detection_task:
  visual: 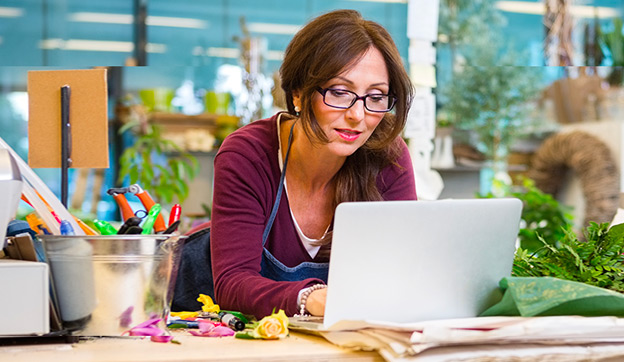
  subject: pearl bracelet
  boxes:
[297,284,327,316]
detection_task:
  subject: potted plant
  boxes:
[116,95,199,206]
[443,42,540,158]
[440,30,541,194]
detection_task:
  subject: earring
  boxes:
[294,105,301,116]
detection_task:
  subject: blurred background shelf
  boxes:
[149,112,239,132]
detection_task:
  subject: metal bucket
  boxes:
[39,234,185,336]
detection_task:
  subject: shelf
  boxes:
[434,164,528,173]
[149,112,238,131]
[148,113,239,153]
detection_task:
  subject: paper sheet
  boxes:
[611,208,624,226]
[407,0,440,42]
[409,40,436,65]
[404,91,436,139]
[313,316,624,361]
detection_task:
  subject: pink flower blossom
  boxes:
[188,319,235,337]
[123,317,176,343]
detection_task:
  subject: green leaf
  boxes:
[176,178,190,202]
[607,222,624,244]
[129,167,139,184]
[116,121,199,206]
[118,120,141,134]
[235,331,259,339]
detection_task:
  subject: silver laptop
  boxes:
[292,198,523,331]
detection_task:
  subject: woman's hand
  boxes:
[305,288,327,316]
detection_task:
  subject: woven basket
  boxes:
[528,130,620,227]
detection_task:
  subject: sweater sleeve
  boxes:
[378,138,418,201]
[210,148,320,319]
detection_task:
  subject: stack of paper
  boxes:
[296,316,624,361]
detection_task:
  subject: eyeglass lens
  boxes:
[321,88,395,112]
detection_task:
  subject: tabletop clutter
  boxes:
[0,137,288,344]
[6,131,624,361]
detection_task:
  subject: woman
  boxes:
[211,9,417,319]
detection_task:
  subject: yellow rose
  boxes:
[254,310,289,339]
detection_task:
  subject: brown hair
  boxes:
[280,10,413,247]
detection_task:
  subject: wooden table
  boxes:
[0,332,382,362]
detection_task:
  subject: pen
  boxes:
[60,220,75,235]
[218,312,245,331]
[169,204,181,227]
[73,216,98,236]
[94,220,118,235]
[167,319,199,329]
[141,203,161,234]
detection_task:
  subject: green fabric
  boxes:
[480,277,624,317]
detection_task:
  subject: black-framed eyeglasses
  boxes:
[316,87,397,113]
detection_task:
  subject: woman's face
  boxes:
[296,46,390,158]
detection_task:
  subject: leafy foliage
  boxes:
[439,1,541,162]
[483,178,574,253]
[599,17,624,84]
[118,121,199,205]
[438,0,506,61]
[513,222,624,293]
[443,44,541,161]
[511,178,574,252]
[601,18,624,66]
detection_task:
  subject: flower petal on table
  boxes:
[189,326,235,337]
[132,317,162,329]
[127,327,165,336]
[151,335,174,343]
[198,320,221,333]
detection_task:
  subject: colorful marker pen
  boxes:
[169,204,181,227]
[60,220,75,235]
[94,220,118,235]
[141,203,161,235]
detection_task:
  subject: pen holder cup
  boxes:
[39,234,186,336]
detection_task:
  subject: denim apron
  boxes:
[259,122,329,283]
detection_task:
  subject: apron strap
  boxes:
[262,121,295,246]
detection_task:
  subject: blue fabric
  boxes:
[171,227,213,312]
[260,248,329,282]
[259,121,329,283]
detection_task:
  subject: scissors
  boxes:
[106,183,167,233]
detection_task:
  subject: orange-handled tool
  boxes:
[113,193,135,221]
[106,187,135,221]
[128,184,167,233]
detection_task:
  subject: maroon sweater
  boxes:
[211,113,417,318]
